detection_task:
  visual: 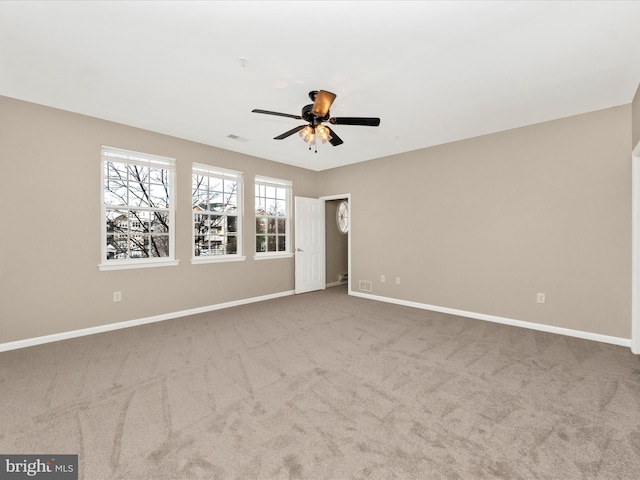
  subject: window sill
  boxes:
[191,255,246,265]
[254,252,294,261]
[98,259,180,271]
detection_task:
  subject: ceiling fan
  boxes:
[252,90,381,153]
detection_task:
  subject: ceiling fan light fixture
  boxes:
[252,89,380,152]
[316,124,332,143]
[299,125,314,144]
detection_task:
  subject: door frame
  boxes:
[320,193,352,294]
[631,143,640,354]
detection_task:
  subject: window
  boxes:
[192,163,244,263]
[255,176,292,258]
[100,146,177,270]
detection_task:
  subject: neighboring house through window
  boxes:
[100,145,177,270]
[192,163,245,263]
[255,175,292,258]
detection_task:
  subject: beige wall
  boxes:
[633,83,640,149]
[320,105,632,338]
[325,199,348,285]
[0,96,318,343]
[0,95,634,344]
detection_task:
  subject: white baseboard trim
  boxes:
[326,281,348,288]
[0,290,295,353]
[349,291,631,349]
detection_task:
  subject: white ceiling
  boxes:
[2,1,640,172]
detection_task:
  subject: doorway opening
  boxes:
[293,194,351,295]
[323,196,350,292]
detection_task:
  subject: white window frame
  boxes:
[191,163,245,264]
[99,145,178,271]
[254,175,293,260]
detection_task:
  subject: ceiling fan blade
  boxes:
[274,124,306,140]
[329,117,381,127]
[252,109,302,120]
[312,90,337,117]
[326,126,344,146]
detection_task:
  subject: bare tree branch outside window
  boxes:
[104,161,170,259]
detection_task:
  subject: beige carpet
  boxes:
[1,285,639,479]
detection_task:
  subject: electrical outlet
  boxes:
[537,293,545,304]
[381,275,386,283]
[113,291,122,302]
[396,277,401,285]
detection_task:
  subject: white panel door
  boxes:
[295,196,325,294]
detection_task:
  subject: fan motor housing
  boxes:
[302,104,328,123]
